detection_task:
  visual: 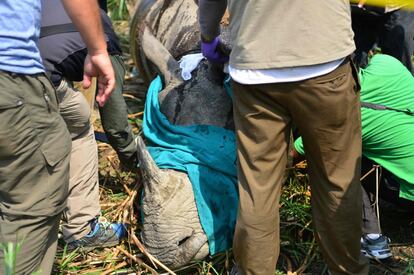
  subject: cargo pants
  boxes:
[0,71,71,274]
[231,60,369,275]
[361,156,414,234]
[99,55,136,167]
[59,54,135,242]
[56,79,101,242]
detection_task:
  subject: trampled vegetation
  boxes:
[47,2,414,274]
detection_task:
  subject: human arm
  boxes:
[289,137,306,165]
[61,0,115,107]
[198,0,229,63]
[198,0,227,41]
[357,0,366,7]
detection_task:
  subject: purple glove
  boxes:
[201,36,229,64]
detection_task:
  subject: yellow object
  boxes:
[350,0,414,9]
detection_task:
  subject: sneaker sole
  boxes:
[361,248,392,260]
[77,240,121,253]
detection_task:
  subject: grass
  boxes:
[72,92,413,274]
[1,241,23,275]
[53,138,321,274]
[107,0,129,21]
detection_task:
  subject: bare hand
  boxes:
[358,0,366,8]
[83,52,115,107]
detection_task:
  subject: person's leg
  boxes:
[56,80,101,242]
[0,213,62,275]
[360,157,382,234]
[98,55,137,167]
[231,81,291,275]
[351,7,385,68]
[360,157,394,259]
[362,187,382,234]
[57,80,126,249]
[0,72,71,274]
[37,214,60,274]
[380,9,414,75]
[363,166,414,213]
[290,60,369,275]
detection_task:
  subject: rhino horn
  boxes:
[141,25,182,84]
[135,135,164,189]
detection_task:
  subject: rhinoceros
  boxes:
[130,0,235,269]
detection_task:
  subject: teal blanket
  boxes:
[142,76,238,254]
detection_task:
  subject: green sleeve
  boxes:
[294,137,305,156]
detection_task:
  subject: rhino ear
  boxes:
[135,135,164,187]
[141,25,182,84]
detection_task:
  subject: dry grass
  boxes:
[53,94,414,274]
[54,140,321,275]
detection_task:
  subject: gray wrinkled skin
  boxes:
[131,0,201,84]
[158,59,234,130]
[136,136,209,268]
[131,0,233,269]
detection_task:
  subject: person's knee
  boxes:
[59,85,92,138]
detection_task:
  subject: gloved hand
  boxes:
[201,36,229,64]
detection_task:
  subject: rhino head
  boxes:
[136,135,209,268]
[131,0,234,268]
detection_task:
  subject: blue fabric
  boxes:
[143,76,238,254]
[0,1,44,74]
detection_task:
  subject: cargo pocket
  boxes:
[31,77,72,167]
[0,96,40,158]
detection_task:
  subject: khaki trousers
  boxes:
[0,72,71,274]
[56,81,101,242]
[232,61,369,275]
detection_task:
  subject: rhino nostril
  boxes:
[178,236,191,246]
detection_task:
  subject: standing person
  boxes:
[351,2,414,74]
[39,0,136,251]
[199,1,369,274]
[293,54,414,261]
[0,1,115,274]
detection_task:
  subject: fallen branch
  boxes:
[117,247,157,274]
[101,261,128,275]
[130,232,176,275]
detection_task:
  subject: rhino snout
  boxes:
[171,231,209,268]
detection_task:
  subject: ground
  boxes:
[51,18,414,275]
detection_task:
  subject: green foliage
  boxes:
[1,241,23,275]
[402,259,414,274]
[107,0,129,21]
[58,245,81,272]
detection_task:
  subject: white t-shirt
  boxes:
[229,58,344,85]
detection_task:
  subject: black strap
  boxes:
[40,23,78,38]
[361,101,414,116]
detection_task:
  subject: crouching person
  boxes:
[38,0,133,251]
[294,54,414,261]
